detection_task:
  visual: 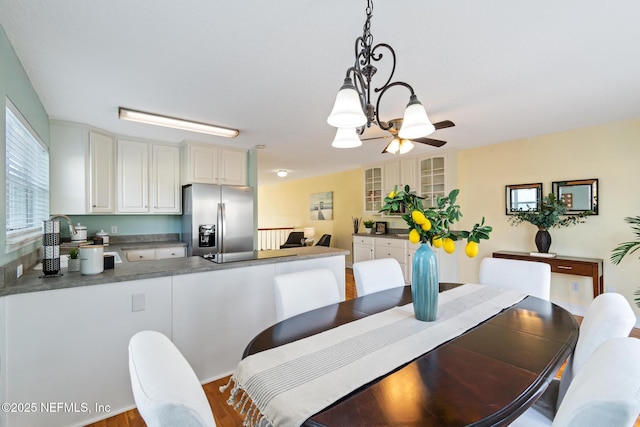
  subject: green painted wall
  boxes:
[0,25,50,266]
[66,215,182,240]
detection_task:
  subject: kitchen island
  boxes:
[0,246,347,427]
[1,245,344,297]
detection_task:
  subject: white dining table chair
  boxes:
[529,292,637,420]
[128,330,216,427]
[479,257,551,300]
[510,337,640,427]
[353,258,405,297]
[274,268,341,321]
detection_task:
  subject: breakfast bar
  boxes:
[0,246,347,427]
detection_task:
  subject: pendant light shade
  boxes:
[383,138,400,154]
[383,138,414,154]
[331,127,362,148]
[398,139,414,154]
[327,78,367,128]
[398,95,435,139]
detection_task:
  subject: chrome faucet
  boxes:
[48,214,78,236]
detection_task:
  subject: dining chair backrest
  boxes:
[128,330,217,427]
[353,258,405,297]
[557,292,636,405]
[280,231,305,248]
[553,337,640,426]
[510,337,640,426]
[478,257,551,300]
[315,234,331,247]
[274,268,341,321]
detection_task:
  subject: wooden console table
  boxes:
[493,251,604,297]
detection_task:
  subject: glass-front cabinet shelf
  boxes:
[364,166,383,213]
[419,156,446,208]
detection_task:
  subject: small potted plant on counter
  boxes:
[363,220,375,234]
[68,248,80,272]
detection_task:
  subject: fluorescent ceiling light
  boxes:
[118,107,239,138]
[277,169,288,177]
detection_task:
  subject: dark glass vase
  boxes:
[411,243,439,321]
[535,229,552,253]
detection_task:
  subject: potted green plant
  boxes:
[509,193,592,253]
[611,216,640,307]
[362,220,375,234]
[67,248,80,272]
[381,186,492,321]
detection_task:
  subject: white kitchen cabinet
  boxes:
[400,158,418,190]
[125,248,156,262]
[383,158,417,194]
[89,130,116,213]
[117,140,181,214]
[155,246,186,259]
[50,122,179,215]
[50,121,87,214]
[353,235,375,264]
[151,144,181,213]
[125,246,186,262]
[419,155,447,208]
[351,236,458,285]
[383,161,400,195]
[363,165,383,213]
[117,140,148,213]
[219,149,247,185]
[374,238,408,283]
[181,141,247,186]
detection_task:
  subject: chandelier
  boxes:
[327,0,435,149]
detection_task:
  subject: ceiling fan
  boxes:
[362,119,456,154]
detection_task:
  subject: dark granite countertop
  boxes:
[1,246,348,297]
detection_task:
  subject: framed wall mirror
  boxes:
[505,183,542,214]
[552,179,598,215]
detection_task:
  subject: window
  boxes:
[5,99,49,251]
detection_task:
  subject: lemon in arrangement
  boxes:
[465,241,479,258]
[443,237,456,254]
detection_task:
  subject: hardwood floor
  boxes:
[86,269,640,427]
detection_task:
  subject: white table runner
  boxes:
[222,284,526,427]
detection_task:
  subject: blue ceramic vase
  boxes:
[412,243,439,321]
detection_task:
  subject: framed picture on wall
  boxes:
[310,192,333,220]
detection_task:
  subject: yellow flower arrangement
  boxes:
[380,186,492,257]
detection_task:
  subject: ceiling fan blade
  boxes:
[361,135,391,142]
[433,120,455,130]
[413,137,448,148]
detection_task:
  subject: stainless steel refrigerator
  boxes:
[182,184,255,258]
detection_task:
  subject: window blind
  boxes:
[5,100,49,249]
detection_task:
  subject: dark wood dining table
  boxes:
[243,284,579,427]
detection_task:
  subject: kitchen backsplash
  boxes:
[66,215,181,240]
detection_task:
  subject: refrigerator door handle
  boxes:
[218,202,225,253]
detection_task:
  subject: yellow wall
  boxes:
[258,169,363,260]
[259,117,640,316]
[456,117,640,314]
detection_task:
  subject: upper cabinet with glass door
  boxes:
[364,166,383,213]
[419,155,446,208]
